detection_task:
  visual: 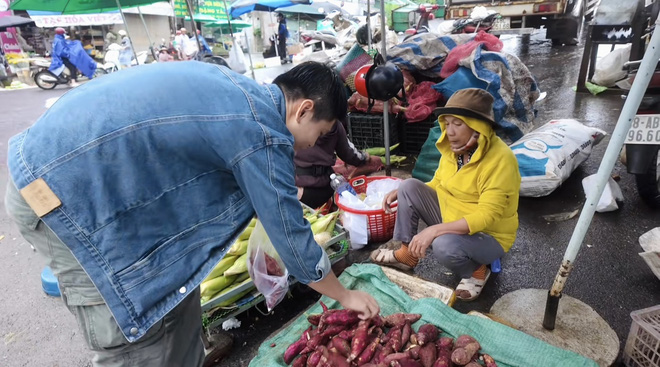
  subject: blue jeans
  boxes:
[5,180,204,367]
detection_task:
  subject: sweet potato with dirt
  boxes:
[482,354,498,367]
[284,338,308,364]
[383,352,410,364]
[264,252,284,276]
[451,342,481,366]
[381,325,398,344]
[324,351,350,367]
[398,359,423,367]
[391,328,403,352]
[407,345,421,359]
[371,315,385,328]
[330,337,351,358]
[411,324,439,346]
[401,322,412,346]
[436,337,454,352]
[320,324,346,338]
[384,313,422,328]
[464,363,481,367]
[307,314,321,326]
[373,344,392,364]
[292,353,308,367]
[454,335,478,349]
[349,320,371,361]
[300,333,330,355]
[338,329,356,340]
[323,310,360,327]
[419,343,437,367]
[357,337,380,366]
[307,346,327,367]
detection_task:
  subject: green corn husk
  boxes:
[204,255,238,281]
[248,218,257,228]
[227,240,248,256]
[380,155,407,165]
[238,227,253,241]
[365,143,400,156]
[200,274,238,299]
[310,211,339,234]
[202,278,254,305]
[224,253,248,276]
[234,271,251,283]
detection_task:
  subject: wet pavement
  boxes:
[0,30,659,366]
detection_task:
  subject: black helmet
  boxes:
[367,62,404,101]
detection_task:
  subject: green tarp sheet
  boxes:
[249,264,597,367]
[412,125,442,183]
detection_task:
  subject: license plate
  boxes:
[626,115,660,144]
[491,17,510,31]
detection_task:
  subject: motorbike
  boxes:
[31,58,106,90]
[451,11,500,34]
[621,59,660,208]
[403,4,440,40]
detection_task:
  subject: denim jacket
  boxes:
[7,62,331,342]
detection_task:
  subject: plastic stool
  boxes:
[41,266,61,297]
[491,258,502,274]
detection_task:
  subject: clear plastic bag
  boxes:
[246,221,289,311]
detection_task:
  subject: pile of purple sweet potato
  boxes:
[283,302,497,367]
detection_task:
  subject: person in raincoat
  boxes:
[196,30,212,55]
[118,30,133,68]
[370,89,521,301]
[277,13,290,64]
[49,27,78,87]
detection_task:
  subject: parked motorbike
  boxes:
[31,58,106,90]
[621,59,660,208]
[403,4,439,39]
[451,11,500,34]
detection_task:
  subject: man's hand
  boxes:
[382,189,398,214]
[408,225,440,258]
[338,290,380,320]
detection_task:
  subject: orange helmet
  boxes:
[354,63,373,98]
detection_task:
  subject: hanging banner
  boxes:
[174,0,229,19]
[0,0,23,54]
[27,12,124,27]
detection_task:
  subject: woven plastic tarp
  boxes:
[249,264,598,367]
[412,125,442,183]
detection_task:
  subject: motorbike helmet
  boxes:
[354,54,406,113]
[55,27,66,35]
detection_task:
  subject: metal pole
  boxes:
[115,0,139,63]
[366,0,372,50]
[184,0,203,58]
[379,0,390,176]
[137,6,158,60]
[542,18,660,330]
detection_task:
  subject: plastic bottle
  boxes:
[330,173,357,196]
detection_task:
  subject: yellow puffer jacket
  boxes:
[428,115,521,252]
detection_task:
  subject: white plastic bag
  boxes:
[342,212,369,250]
[246,221,289,311]
[228,45,247,74]
[510,119,607,197]
[581,174,624,212]
[592,44,631,87]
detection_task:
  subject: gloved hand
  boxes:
[348,155,384,178]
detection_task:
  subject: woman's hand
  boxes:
[382,190,398,214]
[338,290,380,320]
[408,225,441,258]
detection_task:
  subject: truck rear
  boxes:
[445,0,585,45]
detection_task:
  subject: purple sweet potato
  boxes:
[349,320,371,361]
[373,344,392,364]
[419,343,437,367]
[451,342,480,366]
[320,324,346,338]
[464,363,481,367]
[307,347,323,367]
[357,337,380,366]
[265,252,284,276]
[398,359,423,367]
[433,339,452,367]
[381,325,398,344]
[325,351,350,367]
[324,310,360,327]
[432,358,451,367]
[391,328,403,352]
[292,353,308,367]
[337,329,356,340]
[407,345,421,359]
[383,352,410,364]
[300,333,330,355]
[454,335,478,349]
[436,337,454,352]
[284,338,308,365]
[401,322,412,346]
[482,354,498,367]
[371,315,385,328]
[413,324,439,346]
[330,337,351,358]
[320,301,329,313]
[307,314,321,326]
[384,313,423,328]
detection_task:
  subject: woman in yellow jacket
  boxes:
[370,88,521,301]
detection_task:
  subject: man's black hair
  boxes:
[273,62,347,123]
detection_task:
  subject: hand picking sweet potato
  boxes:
[482,354,498,367]
[401,322,412,347]
[454,335,478,349]
[292,353,308,367]
[419,343,437,367]
[357,337,380,366]
[413,324,439,346]
[330,337,351,358]
[284,338,307,364]
[349,320,371,361]
[384,313,422,328]
[451,342,480,366]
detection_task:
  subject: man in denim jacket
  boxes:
[5,61,379,366]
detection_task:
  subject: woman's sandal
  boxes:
[369,248,413,271]
[455,268,491,302]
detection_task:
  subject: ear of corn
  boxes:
[310,211,339,234]
[200,274,238,299]
[380,155,407,165]
[202,278,254,305]
[314,232,333,249]
[227,239,249,256]
[234,271,251,283]
[224,253,248,276]
[238,227,253,241]
[248,218,257,228]
[365,143,400,156]
[205,255,238,281]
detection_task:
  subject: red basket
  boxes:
[335,176,401,243]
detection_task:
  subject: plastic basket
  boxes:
[624,305,660,367]
[401,118,438,154]
[348,113,399,150]
[334,176,401,243]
